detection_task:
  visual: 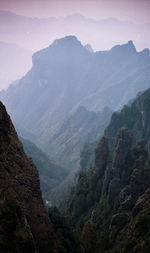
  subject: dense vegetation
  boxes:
[0,198,35,253]
[65,88,150,252]
[38,106,112,206]
[1,85,150,253]
[67,129,150,252]
[40,106,112,171]
[48,207,79,253]
[105,88,150,148]
[1,37,150,252]
[20,137,68,201]
[0,102,56,253]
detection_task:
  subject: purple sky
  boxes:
[0,0,150,24]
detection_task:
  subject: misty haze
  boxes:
[1,9,150,90]
[0,0,150,252]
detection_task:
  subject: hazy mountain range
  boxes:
[1,36,150,137]
[1,10,150,90]
[0,10,150,53]
[1,78,150,252]
[39,106,112,170]
[1,35,150,206]
[1,12,150,251]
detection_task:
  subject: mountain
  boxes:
[20,137,68,202]
[37,106,112,207]
[1,36,150,138]
[0,41,32,90]
[67,88,150,252]
[105,88,150,148]
[84,44,93,52]
[79,88,150,174]
[1,10,150,52]
[40,106,112,170]
[80,141,96,170]
[0,101,57,252]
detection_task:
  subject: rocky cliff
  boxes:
[0,101,56,253]
[20,136,68,202]
[67,88,150,252]
[105,88,150,148]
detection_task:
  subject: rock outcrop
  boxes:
[67,98,150,252]
[0,101,56,253]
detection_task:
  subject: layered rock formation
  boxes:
[67,88,150,252]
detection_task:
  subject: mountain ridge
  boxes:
[39,106,112,170]
[1,36,150,138]
[1,10,150,52]
[66,87,150,252]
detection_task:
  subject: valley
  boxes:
[0,29,150,252]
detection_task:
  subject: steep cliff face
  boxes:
[105,88,150,148]
[0,101,56,253]
[20,136,68,202]
[102,128,132,206]
[109,140,150,253]
[67,127,150,252]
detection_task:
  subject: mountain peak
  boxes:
[111,40,136,55]
[127,40,136,49]
[52,35,82,47]
[33,35,88,66]
[127,40,134,45]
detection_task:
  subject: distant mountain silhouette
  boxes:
[39,106,112,171]
[1,36,150,137]
[1,10,150,52]
[40,105,112,206]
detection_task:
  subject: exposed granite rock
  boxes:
[0,101,56,253]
